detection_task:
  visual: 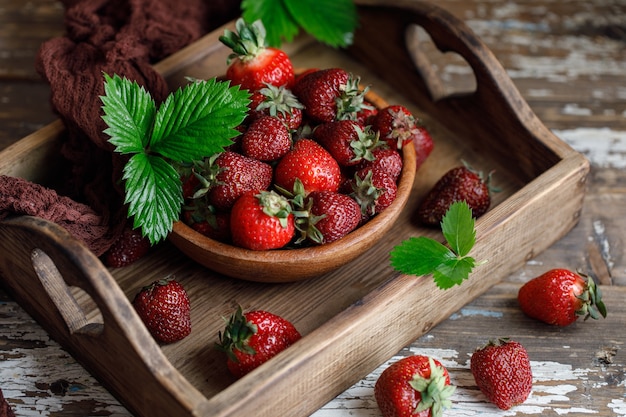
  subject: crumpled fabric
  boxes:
[0,0,240,255]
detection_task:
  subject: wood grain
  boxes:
[0,0,625,416]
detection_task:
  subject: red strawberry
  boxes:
[355,147,403,182]
[0,387,15,417]
[216,306,302,378]
[219,19,294,91]
[517,269,607,326]
[312,120,382,167]
[182,200,231,243]
[230,190,295,250]
[241,115,292,162]
[292,68,369,124]
[470,339,533,410]
[416,165,493,227]
[274,138,342,194]
[301,191,362,244]
[104,226,151,268]
[375,355,455,417]
[132,277,191,344]
[413,126,434,170]
[349,168,398,216]
[371,104,421,150]
[247,83,304,130]
[208,151,273,211]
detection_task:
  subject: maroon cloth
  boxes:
[0,0,240,255]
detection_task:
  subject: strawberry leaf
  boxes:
[241,0,300,47]
[101,73,156,153]
[122,154,183,244]
[441,201,475,257]
[151,78,249,161]
[241,0,357,48]
[390,201,482,289]
[101,74,250,244]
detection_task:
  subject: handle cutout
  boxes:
[31,248,104,336]
[405,24,477,101]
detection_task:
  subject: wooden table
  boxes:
[1,1,625,416]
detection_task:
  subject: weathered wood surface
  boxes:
[0,0,625,416]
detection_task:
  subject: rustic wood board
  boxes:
[0,2,592,417]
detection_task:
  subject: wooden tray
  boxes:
[0,1,589,416]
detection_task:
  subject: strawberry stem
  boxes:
[409,357,455,417]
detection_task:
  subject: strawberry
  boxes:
[292,68,370,124]
[274,138,342,195]
[371,104,421,150]
[219,19,294,91]
[103,225,151,268]
[132,277,191,344]
[182,200,231,243]
[241,115,292,162]
[216,306,302,378]
[355,147,403,182]
[300,191,362,244]
[348,168,398,216]
[517,268,607,326]
[413,125,434,170]
[247,83,304,130]
[470,338,533,410]
[0,387,15,417]
[207,151,273,211]
[312,120,382,167]
[230,190,295,250]
[416,165,492,227]
[375,355,455,417]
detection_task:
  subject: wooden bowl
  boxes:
[168,89,417,283]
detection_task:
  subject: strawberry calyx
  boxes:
[215,306,258,362]
[348,124,384,163]
[276,179,327,244]
[255,83,304,121]
[220,18,267,64]
[335,74,374,121]
[257,190,292,229]
[409,357,455,417]
[350,170,384,216]
[575,272,608,321]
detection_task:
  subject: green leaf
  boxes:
[241,0,358,48]
[122,153,183,245]
[390,237,453,277]
[150,78,250,162]
[441,201,476,257]
[284,0,357,48]
[433,256,476,289]
[101,73,156,154]
[241,0,300,47]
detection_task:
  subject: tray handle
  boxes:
[351,0,574,180]
[0,215,206,417]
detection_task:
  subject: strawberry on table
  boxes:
[375,355,455,417]
[230,190,295,250]
[413,125,434,170]
[103,225,151,268]
[470,338,533,410]
[416,165,494,227]
[132,277,191,344]
[219,18,295,91]
[216,306,302,378]
[517,268,607,326]
[274,138,342,195]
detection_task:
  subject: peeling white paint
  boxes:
[552,128,626,169]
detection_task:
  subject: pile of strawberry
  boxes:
[177,19,433,251]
